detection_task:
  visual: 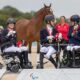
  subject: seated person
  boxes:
[62,15,80,67]
[40,14,58,68]
[0,17,32,68]
[66,15,80,52]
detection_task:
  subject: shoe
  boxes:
[22,62,33,69]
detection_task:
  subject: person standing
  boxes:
[55,16,69,43]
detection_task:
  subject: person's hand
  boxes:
[71,32,77,37]
[56,38,62,43]
[7,31,16,36]
[58,33,62,40]
[47,36,54,43]
[47,36,54,40]
[56,33,62,42]
[74,25,78,30]
[71,32,75,37]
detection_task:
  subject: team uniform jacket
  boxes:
[40,27,57,45]
[68,25,80,45]
[0,28,16,51]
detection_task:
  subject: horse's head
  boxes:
[35,4,53,18]
[43,4,53,16]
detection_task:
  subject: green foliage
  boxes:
[0,5,67,29]
[0,5,35,27]
[0,14,8,27]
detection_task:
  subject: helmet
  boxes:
[6,17,16,24]
[44,15,55,23]
[70,15,80,23]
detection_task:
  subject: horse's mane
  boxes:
[35,7,45,18]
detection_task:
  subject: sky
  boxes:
[0,0,80,18]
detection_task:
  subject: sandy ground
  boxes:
[0,47,56,80]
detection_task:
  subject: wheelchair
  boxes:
[36,43,61,69]
[1,51,20,73]
[0,43,33,72]
[60,46,80,68]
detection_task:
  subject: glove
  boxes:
[47,36,54,40]
[7,31,16,36]
[71,32,77,37]
[56,33,62,42]
[58,33,62,40]
[74,25,78,30]
[47,36,54,43]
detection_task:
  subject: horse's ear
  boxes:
[49,3,51,7]
[44,4,47,8]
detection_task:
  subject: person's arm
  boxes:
[53,28,59,40]
[0,29,9,43]
[67,26,80,40]
[73,29,80,40]
[67,26,73,39]
[40,29,48,45]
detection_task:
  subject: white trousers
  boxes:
[66,45,80,51]
[3,45,28,53]
[40,46,56,59]
[19,46,28,52]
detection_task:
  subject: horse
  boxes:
[15,4,53,53]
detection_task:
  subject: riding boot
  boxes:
[22,51,33,69]
[49,56,57,68]
[39,52,44,68]
[22,51,29,64]
[17,52,24,68]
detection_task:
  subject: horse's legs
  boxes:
[37,41,40,53]
[29,42,32,53]
[28,41,40,53]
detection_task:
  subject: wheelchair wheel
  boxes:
[7,62,20,73]
[60,50,72,68]
[9,63,20,73]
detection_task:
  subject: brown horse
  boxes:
[15,4,53,53]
